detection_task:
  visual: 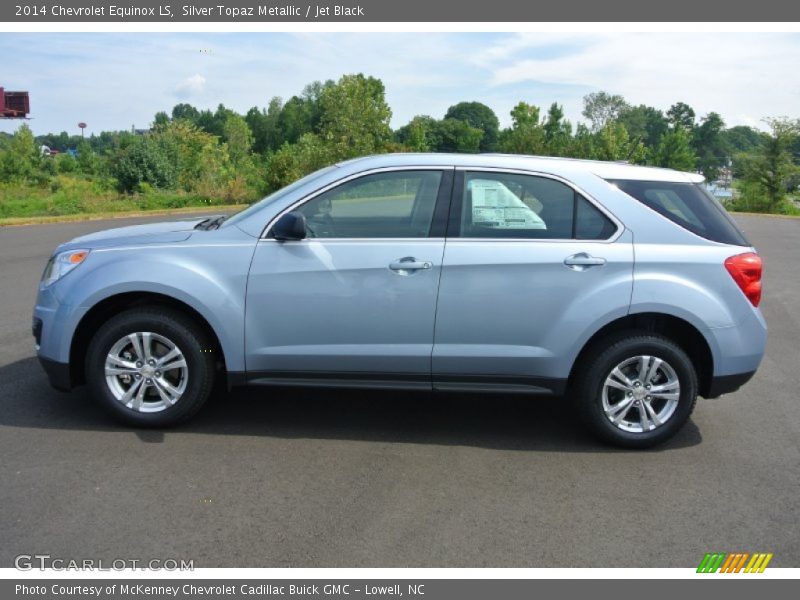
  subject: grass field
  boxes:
[0,176,256,221]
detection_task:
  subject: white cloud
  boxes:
[477,33,800,128]
[174,74,206,98]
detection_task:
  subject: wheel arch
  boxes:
[70,291,228,388]
[568,312,715,398]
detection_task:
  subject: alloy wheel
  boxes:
[601,355,681,433]
[104,332,189,412]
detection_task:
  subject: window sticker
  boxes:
[468,179,547,230]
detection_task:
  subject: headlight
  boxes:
[41,249,90,286]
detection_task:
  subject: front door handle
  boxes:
[389,257,433,274]
[564,253,606,269]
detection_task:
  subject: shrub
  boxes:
[112,137,177,193]
[55,153,78,174]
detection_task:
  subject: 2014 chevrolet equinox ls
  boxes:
[33,154,766,447]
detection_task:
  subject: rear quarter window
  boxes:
[607,179,749,246]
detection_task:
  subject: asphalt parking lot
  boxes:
[0,213,798,568]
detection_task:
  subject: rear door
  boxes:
[432,169,634,393]
[245,167,453,386]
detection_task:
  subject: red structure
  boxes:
[0,87,30,119]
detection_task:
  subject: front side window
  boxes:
[295,170,442,238]
[224,165,338,230]
[458,172,615,240]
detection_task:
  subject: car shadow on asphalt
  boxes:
[0,357,702,452]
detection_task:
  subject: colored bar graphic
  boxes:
[745,553,774,573]
[720,554,736,572]
[696,553,712,573]
[698,552,773,573]
[719,553,751,573]
[734,553,750,573]
[697,553,727,573]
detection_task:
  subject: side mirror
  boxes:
[272,211,307,241]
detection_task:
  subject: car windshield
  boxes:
[221,165,339,229]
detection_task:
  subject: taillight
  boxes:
[724,252,763,307]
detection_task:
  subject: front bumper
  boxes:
[34,281,76,391]
[706,370,756,398]
[38,356,73,392]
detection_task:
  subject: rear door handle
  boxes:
[564,253,606,269]
[389,257,433,274]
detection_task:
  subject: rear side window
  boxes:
[458,171,616,240]
[608,179,749,246]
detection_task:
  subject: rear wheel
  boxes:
[86,308,216,426]
[574,333,698,448]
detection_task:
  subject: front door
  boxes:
[245,168,453,387]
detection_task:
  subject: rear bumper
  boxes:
[705,370,756,398]
[39,356,73,392]
[705,306,765,397]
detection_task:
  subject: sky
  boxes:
[1,32,798,137]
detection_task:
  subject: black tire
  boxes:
[573,332,698,449]
[86,307,216,427]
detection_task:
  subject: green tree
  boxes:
[152,120,230,193]
[195,104,236,138]
[112,136,177,192]
[278,96,316,145]
[542,102,573,156]
[265,133,333,192]
[76,140,100,175]
[693,112,728,181]
[275,81,334,146]
[618,104,668,148]
[55,152,78,174]
[222,114,254,166]
[298,79,334,132]
[36,130,77,153]
[582,92,629,131]
[88,130,134,155]
[395,115,438,151]
[653,127,697,171]
[431,118,483,153]
[444,101,500,151]
[317,74,393,159]
[153,111,170,127]
[498,102,546,154]
[666,102,696,131]
[591,122,645,162]
[566,124,594,158]
[738,118,799,211]
[246,97,284,154]
[171,103,201,123]
[722,125,765,154]
[0,123,41,182]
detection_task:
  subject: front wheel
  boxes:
[86,308,216,427]
[573,333,698,448]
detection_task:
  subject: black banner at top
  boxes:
[4,0,800,22]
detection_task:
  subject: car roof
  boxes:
[335,153,704,183]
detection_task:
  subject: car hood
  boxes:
[57,216,219,252]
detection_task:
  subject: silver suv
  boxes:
[33,154,766,447]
